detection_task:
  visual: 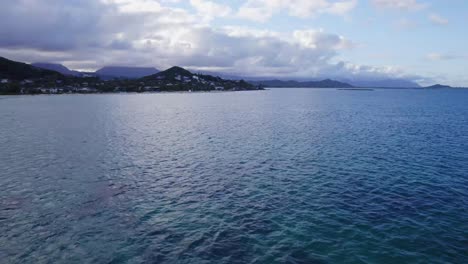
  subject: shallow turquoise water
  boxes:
[0,89,467,263]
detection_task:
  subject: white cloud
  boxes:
[293,29,353,50]
[429,13,448,26]
[371,0,427,11]
[326,0,359,15]
[103,0,163,13]
[426,53,465,61]
[238,0,357,22]
[189,0,232,21]
[394,18,418,30]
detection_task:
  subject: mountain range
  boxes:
[31,63,159,79]
[0,57,456,89]
[0,57,261,94]
[27,61,422,88]
[29,62,357,87]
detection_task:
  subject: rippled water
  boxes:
[1,89,467,263]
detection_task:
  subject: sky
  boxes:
[0,0,467,86]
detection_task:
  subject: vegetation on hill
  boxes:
[144,66,192,80]
[141,66,258,91]
[0,57,64,80]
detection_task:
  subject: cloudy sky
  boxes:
[1,0,467,86]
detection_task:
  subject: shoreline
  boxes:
[0,89,265,96]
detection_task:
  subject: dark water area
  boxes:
[1,89,467,263]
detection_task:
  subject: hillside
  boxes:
[142,66,260,91]
[250,79,353,88]
[143,66,192,80]
[0,57,63,80]
[32,63,81,76]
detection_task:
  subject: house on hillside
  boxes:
[40,88,59,94]
[21,80,34,85]
[144,86,160,92]
[77,87,97,93]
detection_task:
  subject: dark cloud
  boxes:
[1,0,108,50]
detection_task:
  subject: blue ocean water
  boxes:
[0,89,467,263]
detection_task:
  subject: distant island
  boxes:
[425,84,453,89]
[249,79,354,88]
[250,80,459,89]
[0,57,262,95]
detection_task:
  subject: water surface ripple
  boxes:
[1,89,467,263]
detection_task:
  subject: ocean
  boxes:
[1,89,467,263]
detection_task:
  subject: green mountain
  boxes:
[144,66,193,81]
[142,66,260,91]
[0,57,63,80]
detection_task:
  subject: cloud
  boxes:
[0,0,113,51]
[0,0,421,83]
[317,61,428,83]
[429,13,448,26]
[137,26,353,76]
[293,29,354,50]
[394,18,418,30]
[103,0,163,12]
[426,53,465,61]
[189,0,232,22]
[0,0,200,51]
[326,0,358,15]
[237,0,357,22]
[371,0,427,11]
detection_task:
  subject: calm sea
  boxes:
[1,89,467,263]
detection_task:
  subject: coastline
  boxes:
[0,89,266,96]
